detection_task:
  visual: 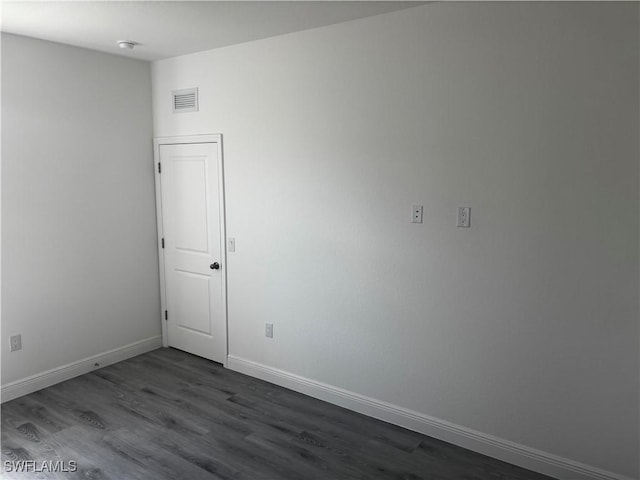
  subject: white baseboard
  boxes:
[227,355,635,480]
[1,336,162,403]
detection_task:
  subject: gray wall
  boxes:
[1,34,161,384]
[152,3,639,478]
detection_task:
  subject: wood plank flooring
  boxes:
[2,348,555,480]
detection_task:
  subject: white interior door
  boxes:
[158,141,226,363]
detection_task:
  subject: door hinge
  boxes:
[165,310,168,321]
[161,238,165,249]
[158,162,161,174]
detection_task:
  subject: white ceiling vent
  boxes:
[172,88,198,113]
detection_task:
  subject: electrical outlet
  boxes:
[457,207,471,227]
[228,237,236,253]
[10,334,22,352]
[265,323,274,338]
[412,205,423,223]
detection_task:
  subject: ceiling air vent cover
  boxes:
[172,88,198,113]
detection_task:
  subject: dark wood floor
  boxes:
[2,348,554,480]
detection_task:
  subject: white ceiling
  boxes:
[1,1,424,61]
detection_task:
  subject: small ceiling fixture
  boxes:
[117,40,136,50]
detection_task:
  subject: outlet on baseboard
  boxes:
[265,323,274,338]
[457,207,471,227]
[10,334,22,352]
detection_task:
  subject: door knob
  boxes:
[210,262,220,270]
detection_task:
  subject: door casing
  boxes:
[153,134,228,366]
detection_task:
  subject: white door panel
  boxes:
[158,141,226,363]
[172,158,209,252]
[174,271,212,334]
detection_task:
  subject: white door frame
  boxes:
[153,134,228,366]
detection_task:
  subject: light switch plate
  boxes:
[412,205,423,223]
[228,237,236,252]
